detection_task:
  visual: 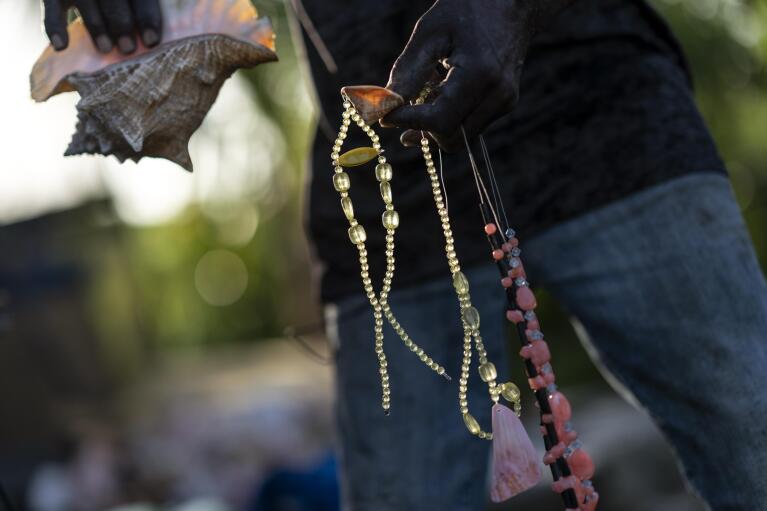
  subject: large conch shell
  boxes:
[30,0,277,171]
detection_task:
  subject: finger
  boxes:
[460,85,514,141]
[44,0,69,50]
[77,0,113,53]
[385,17,449,102]
[400,129,423,148]
[131,0,162,47]
[98,0,136,53]
[383,66,486,134]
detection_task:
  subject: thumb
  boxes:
[385,17,448,102]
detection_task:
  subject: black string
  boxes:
[479,135,511,234]
[283,325,333,365]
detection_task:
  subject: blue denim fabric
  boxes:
[326,174,767,511]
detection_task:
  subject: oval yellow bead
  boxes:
[341,197,354,220]
[453,271,470,295]
[478,362,497,382]
[463,306,480,330]
[348,224,367,244]
[462,412,481,435]
[501,382,521,403]
[382,210,400,229]
[380,181,392,204]
[333,172,351,192]
[375,162,393,182]
[339,147,378,167]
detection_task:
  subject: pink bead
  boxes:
[509,263,526,278]
[543,441,566,465]
[520,340,550,367]
[526,319,540,330]
[551,475,578,494]
[492,249,504,260]
[516,286,537,310]
[528,376,546,390]
[485,223,497,235]
[549,391,572,423]
[506,310,524,323]
[575,482,588,506]
[568,447,595,480]
[582,492,599,511]
[541,370,556,385]
[502,242,513,253]
[510,237,519,247]
[555,421,577,444]
[501,276,513,288]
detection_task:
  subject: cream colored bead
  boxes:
[382,210,400,229]
[333,172,351,192]
[380,182,392,204]
[462,306,480,330]
[341,197,354,220]
[462,413,481,435]
[478,362,497,382]
[453,272,470,295]
[348,224,366,244]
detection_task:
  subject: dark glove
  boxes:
[43,0,162,54]
[381,0,573,150]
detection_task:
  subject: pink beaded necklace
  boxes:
[334,85,599,511]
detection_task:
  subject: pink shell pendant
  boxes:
[490,403,542,502]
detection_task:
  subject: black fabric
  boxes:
[302,0,725,303]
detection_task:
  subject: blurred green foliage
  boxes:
[83,0,766,383]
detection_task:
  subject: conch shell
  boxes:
[30,0,277,171]
[341,85,403,125]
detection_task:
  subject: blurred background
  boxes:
[1,0,765,510]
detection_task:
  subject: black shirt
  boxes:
[302,0,725,302]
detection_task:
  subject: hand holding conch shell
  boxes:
[31,0,278,171]
[43,0,162,54]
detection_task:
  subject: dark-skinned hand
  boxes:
[42,0,163,55]
[381,0,574,151]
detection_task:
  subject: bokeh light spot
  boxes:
[194,250,249,306]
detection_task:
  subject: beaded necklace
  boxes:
[331,85,599,511]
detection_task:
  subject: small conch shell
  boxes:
[490,403,541,502]
[341,85,403,125]
[30,0,278,171]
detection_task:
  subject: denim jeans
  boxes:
[324,174,767,511]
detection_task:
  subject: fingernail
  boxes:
[51,34,65,50]
[96,35,112,53]
[142,28,159,47]
[118,36,136,54]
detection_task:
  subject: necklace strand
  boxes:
[331,99,449,413]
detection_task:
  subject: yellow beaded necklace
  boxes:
[331,87,521,434]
